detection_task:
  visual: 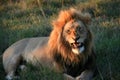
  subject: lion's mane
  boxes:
[47,8,93,66]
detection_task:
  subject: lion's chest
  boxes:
[64,63,85,77]
[54,53,86,77]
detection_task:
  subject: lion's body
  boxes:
[3,37,54,72]
[3,37,49,72]
[3,8,96,80]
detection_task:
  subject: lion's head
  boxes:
[48,8,93,64]
[62,20,88,54]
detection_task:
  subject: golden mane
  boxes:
[48,8,93,64]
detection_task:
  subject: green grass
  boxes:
[91,18,120,80]
[0,0,120,80]
[19,64,64,80]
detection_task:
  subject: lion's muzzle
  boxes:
[70,41,85,54]
[71,42,84,49]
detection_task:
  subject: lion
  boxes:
[3,8,96,80]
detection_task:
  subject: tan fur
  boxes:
[3,8,96,80]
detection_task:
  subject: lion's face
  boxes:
[63,20,87,54]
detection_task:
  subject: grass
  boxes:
[91,18,120,80]
[19,64,64,80]
[0,0,120,80]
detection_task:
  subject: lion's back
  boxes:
[24,37,48,54]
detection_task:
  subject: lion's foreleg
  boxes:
[64,73,76,80]
[75,70,93,80]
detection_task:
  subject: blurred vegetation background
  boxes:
[0,0,120,80]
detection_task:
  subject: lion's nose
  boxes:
[72,36,80,41]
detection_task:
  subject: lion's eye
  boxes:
[78,27,83,31]
[66,30,71,34]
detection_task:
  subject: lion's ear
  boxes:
[52,21,65,29]
[78,13,91,25]
[83,13,91,24]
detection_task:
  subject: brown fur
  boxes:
[3,8,96,80]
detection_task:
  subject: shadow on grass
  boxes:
[0,56,6,80]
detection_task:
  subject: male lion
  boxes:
[3,8,96,80]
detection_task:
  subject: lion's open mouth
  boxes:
[70,41,84,54]
[71,42,84,49]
